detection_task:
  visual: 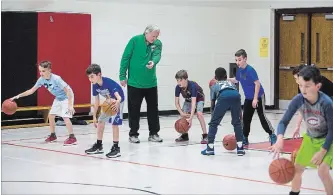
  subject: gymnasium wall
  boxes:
[2,0,332,114]
[1,11,91,119]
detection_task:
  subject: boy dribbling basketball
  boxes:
[270,66,333,195]
[174,70,208,143]
[202,67,245,156]
[10,61,77,145]
[85,64,125,158]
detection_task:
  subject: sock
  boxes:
[69,134,74,138]
[289,191,300,195]
[97,140,102,146]
[113,141,119,148]
[237,141,243,147]
[50,133,56,137]
[202,133,208,138]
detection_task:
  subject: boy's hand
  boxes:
[311,150,326,166]
[292,128,300,139]
[252,99,258,108]
[186,117,192,128]
[111,99,120,113]
[10,95,20,101]
[180,112,191,118]
[269,136,284,159]
[68,106,75,115]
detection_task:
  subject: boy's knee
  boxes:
[295,164,305,174]
[197,112,204,118]
[62,117,72,124]
[318,163,330,179]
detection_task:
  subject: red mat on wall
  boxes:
[247,138,303,153]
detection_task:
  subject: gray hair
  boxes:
[144,24,160,34]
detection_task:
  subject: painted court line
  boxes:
[2,142,325,193]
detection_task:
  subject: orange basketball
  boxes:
[269,158,295,184]
[174,118,190,134]
[101,100,117,116]
[223,134,237,150]
[209,78,216,88]
[291,149,298,164]
[2,99,17,115]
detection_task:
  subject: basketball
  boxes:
[291,149,298,164]
[174,118,190,134]
[223,134,237,150]
[209,78,216,88]
[101,100,117,116]
[2,99,17,115]
[269,158,295,184]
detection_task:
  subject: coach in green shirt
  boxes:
[119,24,163,143]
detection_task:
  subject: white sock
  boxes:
[208,144,214,148]
[237,142,242,147]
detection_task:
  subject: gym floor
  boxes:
[1,111,329,194]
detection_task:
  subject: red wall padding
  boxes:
[37,12,91,109]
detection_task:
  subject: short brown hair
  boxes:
[39,61,52,69]
[235,49,247,58]
[292,64,306,76]
[86,64,102,75]
[175,70,188,80]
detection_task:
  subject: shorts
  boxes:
[49,97,74,118]
[295,133,333,168]
[182,101,204,113]
[98,102,124,125]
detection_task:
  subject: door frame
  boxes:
[274,7,333,109]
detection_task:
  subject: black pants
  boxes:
[243,95,274,137]
[127,85,160,137]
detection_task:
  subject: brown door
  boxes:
[311,13,333,81]
[279,14,309,100]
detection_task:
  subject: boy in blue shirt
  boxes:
[270,66,333,195]
[202,67,245,156]
[229,49,277,146]
[85,64,125,158]
[10,61,77,146]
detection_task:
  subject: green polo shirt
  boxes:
[119,34,162,88]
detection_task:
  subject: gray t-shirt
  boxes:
[210,80,238,101]
[277,91,333,150]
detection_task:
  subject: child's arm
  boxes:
[63,86,74,113]
[293,112,303,138]
[270,95,303,156]
[175,97,183,115]
[111,92,122,112]
[322,104,333,152]
[11,86,39,100]
[253,80,260,101]
[227,78,238,84]
[92,95,100,127]
[210,84,218,113]
[189,97,196,119]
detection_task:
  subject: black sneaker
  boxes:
[106,146,121,158]
[175,133,189,142]
[85,143,104,154]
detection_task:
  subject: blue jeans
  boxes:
[208,89,243,143]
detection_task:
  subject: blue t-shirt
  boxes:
[34,73,71,101]
[175,80,205,102]
[210,80,238,101]
[277,92,333,150]
[236,65,264,100]
[92,77,125,103]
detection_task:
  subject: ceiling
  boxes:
[2,0,333,11]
